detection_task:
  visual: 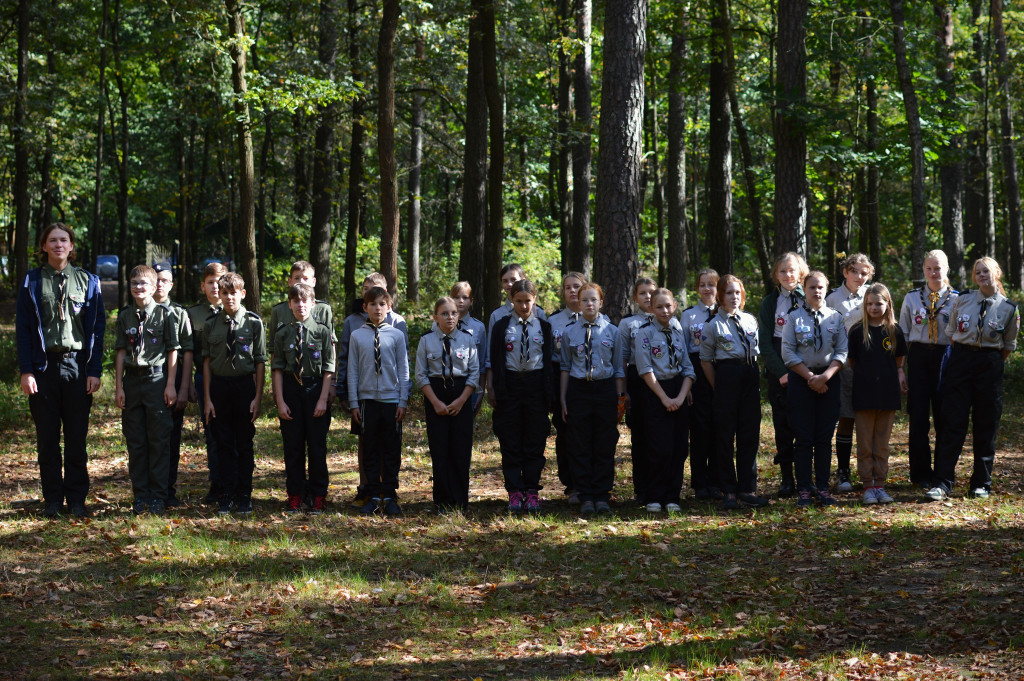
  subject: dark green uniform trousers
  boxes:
[123,368,172,502]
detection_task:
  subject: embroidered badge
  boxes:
[243,344,251,352]
[313,350,321,359]
[651,346,662,357]
[505,342,514,352]
[882,337,893,351]
[576,345,585,356]
[776,315,786,327]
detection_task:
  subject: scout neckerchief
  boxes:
[134,307,147,363]
[584,321,595,380]
[662,325,679,372]
[56,271,68,322]
[371,323,382,375]
[920,285,952,343]
[226,314,239,370]
[518,318,530,365]
[977,294,990,333]
[293,322,305,384]
[731,313,752,363]
[804,304,823,351]
[441,332,454,390]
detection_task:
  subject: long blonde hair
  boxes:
[922,249,951,288]
[855,283,899,354]
[972,256,1005,295]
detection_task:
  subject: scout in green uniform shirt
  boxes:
[272,283,336,512]
[114,265,180,514]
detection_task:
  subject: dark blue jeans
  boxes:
[788,370,841,492]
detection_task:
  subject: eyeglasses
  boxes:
[130,280,152,289]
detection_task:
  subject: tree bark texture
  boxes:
[110,0,130,307]
[593,0,648,323]
[475,0,504,316]
[376,0,400,296]
[991,0,1023,288]
[571,0,593,278]
[406,35,425,303]
[459,9,488,318]
[310,0,338,302]
[13,0,31,285]
[964,0,995,260]
[773,0,808,257]
[344,0,362,303]
[226,0,260,309]
[666,26,687,294]
[557,0,573,275]
[890,0,928,274]
[934,0,966,288]
[706,0,733,276]
[90,0,110,273]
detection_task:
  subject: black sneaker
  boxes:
[777,476,796,498]
[694,488,711,500]
[836,469,853,493]
[382,498,402,516]
[217,499,234,516]
[233,498,253,514]
[721,496,739,510]
[707,487,725,500]
[796,490,813,508]
[580,500,596,514]
[149,499,167,515]
[204,486,223,505]
[359,498,381,515]
[42,501,62,518]
[69,502,90,519]
[165,496,183,509]
[595,501,612,514]
[132,499,149,515]
[739,493,770,508]
[817,489,837,507]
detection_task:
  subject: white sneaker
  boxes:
[862,488,878,505]
[924,487,947,502]
[645,502,663,513]
[665,502,682,513]
[970,487,990,499]
[875,488,894,504]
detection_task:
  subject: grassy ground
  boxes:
[1,375,1023,681]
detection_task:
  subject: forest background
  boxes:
[1,0,1023,321]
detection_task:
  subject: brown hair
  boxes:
[500,263,526,279]
[651,287,677,310]
[433,296,457,314]
[219,272,245,293]
[450,281,473,298]
[288,282,315,302]
[363,285,392,305]
[804,270,829,288]
[695,268,719,291]
[129,265,157,284]
[772,252,809,286]
[841,252,875,277]
[203,262,228,279]
[363,272,387,288]
[290,261,315,278]
[36,222,77,263]
[716,275,747,310]
[510,278,538,299]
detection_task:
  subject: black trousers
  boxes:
[167,362,185,497]
[280,377,331,497]
[624,365,648,500]
[713,361,762,494]
[565,377,619,503]
[688,353,719,490]
[209,374,257,502]
[933,345,1004,493]
[195,371,223,487]
[788,370,841,492]
[425,377,474,509]
[28,353,92,505]
[767,338,796,466]
[361,399,403,498]
[906,342,947,485]
[550,362,574,493]
[123,370,172,502]
[641,374,688,505]
[493,370,550,492]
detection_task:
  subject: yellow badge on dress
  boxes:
[882,336,893,352]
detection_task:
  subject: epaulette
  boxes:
[316,299,329,305]
[1000,298,1018,314]
[551,307,563,316]
[638,319,653,329]
[245,310,262,321]
[273,299,288,308]
[682,304,697,313]
[169,301,184,309]
[457,326,475,337]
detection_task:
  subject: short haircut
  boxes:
[363,272,387,288]
[841,252,875,277]
[651,287,677,308]
[716,275,748,309]
[510,278,537,298]
[130,265,157,283]
[501,263,526,279]
[219,272,245,293]
[695,268,719,290]
[290,260,315,277]
[433,296,457,313]
[363,285,392,305]
[579,282,604,301]
[772,252,809,285]
[203,262,228,279]
[36,222,77,263]
[804,270,829,288]
[288,282,315,302]
[450,281,473,298]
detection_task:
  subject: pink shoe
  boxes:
[524,490,542,513]
[508,491,524,512]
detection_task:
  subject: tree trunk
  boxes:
[774,0,808,256]
[377,0,400,295]
[890,0,928,273]
[38,7,57,235]
[293,111,310,220]
[344,0,363,303]
[459,9,487,318]
[90,0,109,273]
[593,0,648,323]
[310,0,338,301]
[666,22,688,294]
[934,0,966,288]
[991,0,1023,288]
[706,0,733,276]
[406,34,425,303]
[226,0,260,309]
[475,0,504,316]
[13,0,30,285]
[965,0,995,261]
[647,91,665,286]
[571,0,593,277]
[557,0,573,274]
[110,0,130,307]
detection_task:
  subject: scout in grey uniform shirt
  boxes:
[782,304,848,370]
[456,316,487,371]
[415,323,481,392]
[619,313,683,367]
[945,289,1020,351]
[559,316,625,380]
[825,284,867,333]
[899,285,957,344]
[503,314,547,372]
[772,288,803,338]
[680,302,716,356]
[635,321,696,381]
[548,308,582,366]
[700,309,761,364]
[487,301,547,338]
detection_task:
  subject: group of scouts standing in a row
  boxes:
[15,222,1019,518]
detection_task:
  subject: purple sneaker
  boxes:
[508,491,525,512]
[524,490,542,513]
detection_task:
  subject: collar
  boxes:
[844,284,865,299]
[224,305,247,325]
[43,263,73,277]
[134,300,158,317]
[514,313,535,325]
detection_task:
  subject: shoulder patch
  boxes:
[245,310,262,322]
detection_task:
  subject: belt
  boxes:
[47,349,78,360]
[717,358,757,367]
[125,365,163,377]
[953,342,1000,353]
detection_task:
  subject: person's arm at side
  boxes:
[315,371,333,417]
[203,357,215,422]
[416,338,447,416]
[272,369,291,420]
[347,338,361,424]
[85,275,105,394]
[164,349,178,406]
[16,276,39,396]
[251,363,265,421]
[115,349,127,409]
[560,370,570,421]
[701,361,715,390]
[395,334,410,423]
